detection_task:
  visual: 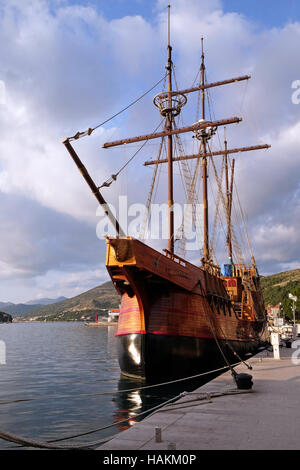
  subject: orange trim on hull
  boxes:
[116,293,145,336]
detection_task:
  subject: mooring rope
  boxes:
[1,386,254,450]
[203,306,238,379]
[0,361,244,406]
[0,392,186,450]
[152,389,253,413]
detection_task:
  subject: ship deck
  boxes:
[97,346,300,450]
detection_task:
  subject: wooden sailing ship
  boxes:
[63,7,270,382]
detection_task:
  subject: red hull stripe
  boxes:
[115,329,256,342]
[120,308,140,314]
[115,330,146,337]
[150,331,255,342]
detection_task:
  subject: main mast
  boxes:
[167,4,174,253]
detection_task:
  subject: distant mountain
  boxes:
[1,303,44,316]
[18,281,120,322]
[0,302,14,308]
[0,297,68,317]
[25,296,67,306]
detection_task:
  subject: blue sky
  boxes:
[224,0,300,28]
[63,0,300,28]
[0,0,299,302]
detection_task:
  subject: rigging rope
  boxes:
[231,166,255,262]
[169,65,204,258]
[207,141,244,265]
[98,117,165,189]
[139,137,165,241]
[174,129,202,257]
[191,64,201,90]
[203,305,238,379]
[205,69,255,266]
[213,314,253,370]
[210,155,225,258]
[138,70,169,240]
[205,76,234,262]
[66,74,168,142]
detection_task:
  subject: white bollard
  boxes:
[271,332,280,360]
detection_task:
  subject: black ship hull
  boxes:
[117,332,267,383]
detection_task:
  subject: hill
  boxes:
[0,297,68,317]
[25,296,67,306]
[1,302,44,316]
[19,281,120,322]
[0,302,13,308]
[260,269,300,320]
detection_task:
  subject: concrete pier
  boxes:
[98,347,300,450]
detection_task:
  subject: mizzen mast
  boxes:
[224,130,232,262]
[191,38,215,263]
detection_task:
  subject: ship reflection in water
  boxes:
[109,318,227,434]
[111,370,224,432]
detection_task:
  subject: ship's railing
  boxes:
[163,249,187,267]
[163,250,222,277]
[232,264,256,278]
[201,259,221,277]
[162,250,256,279]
